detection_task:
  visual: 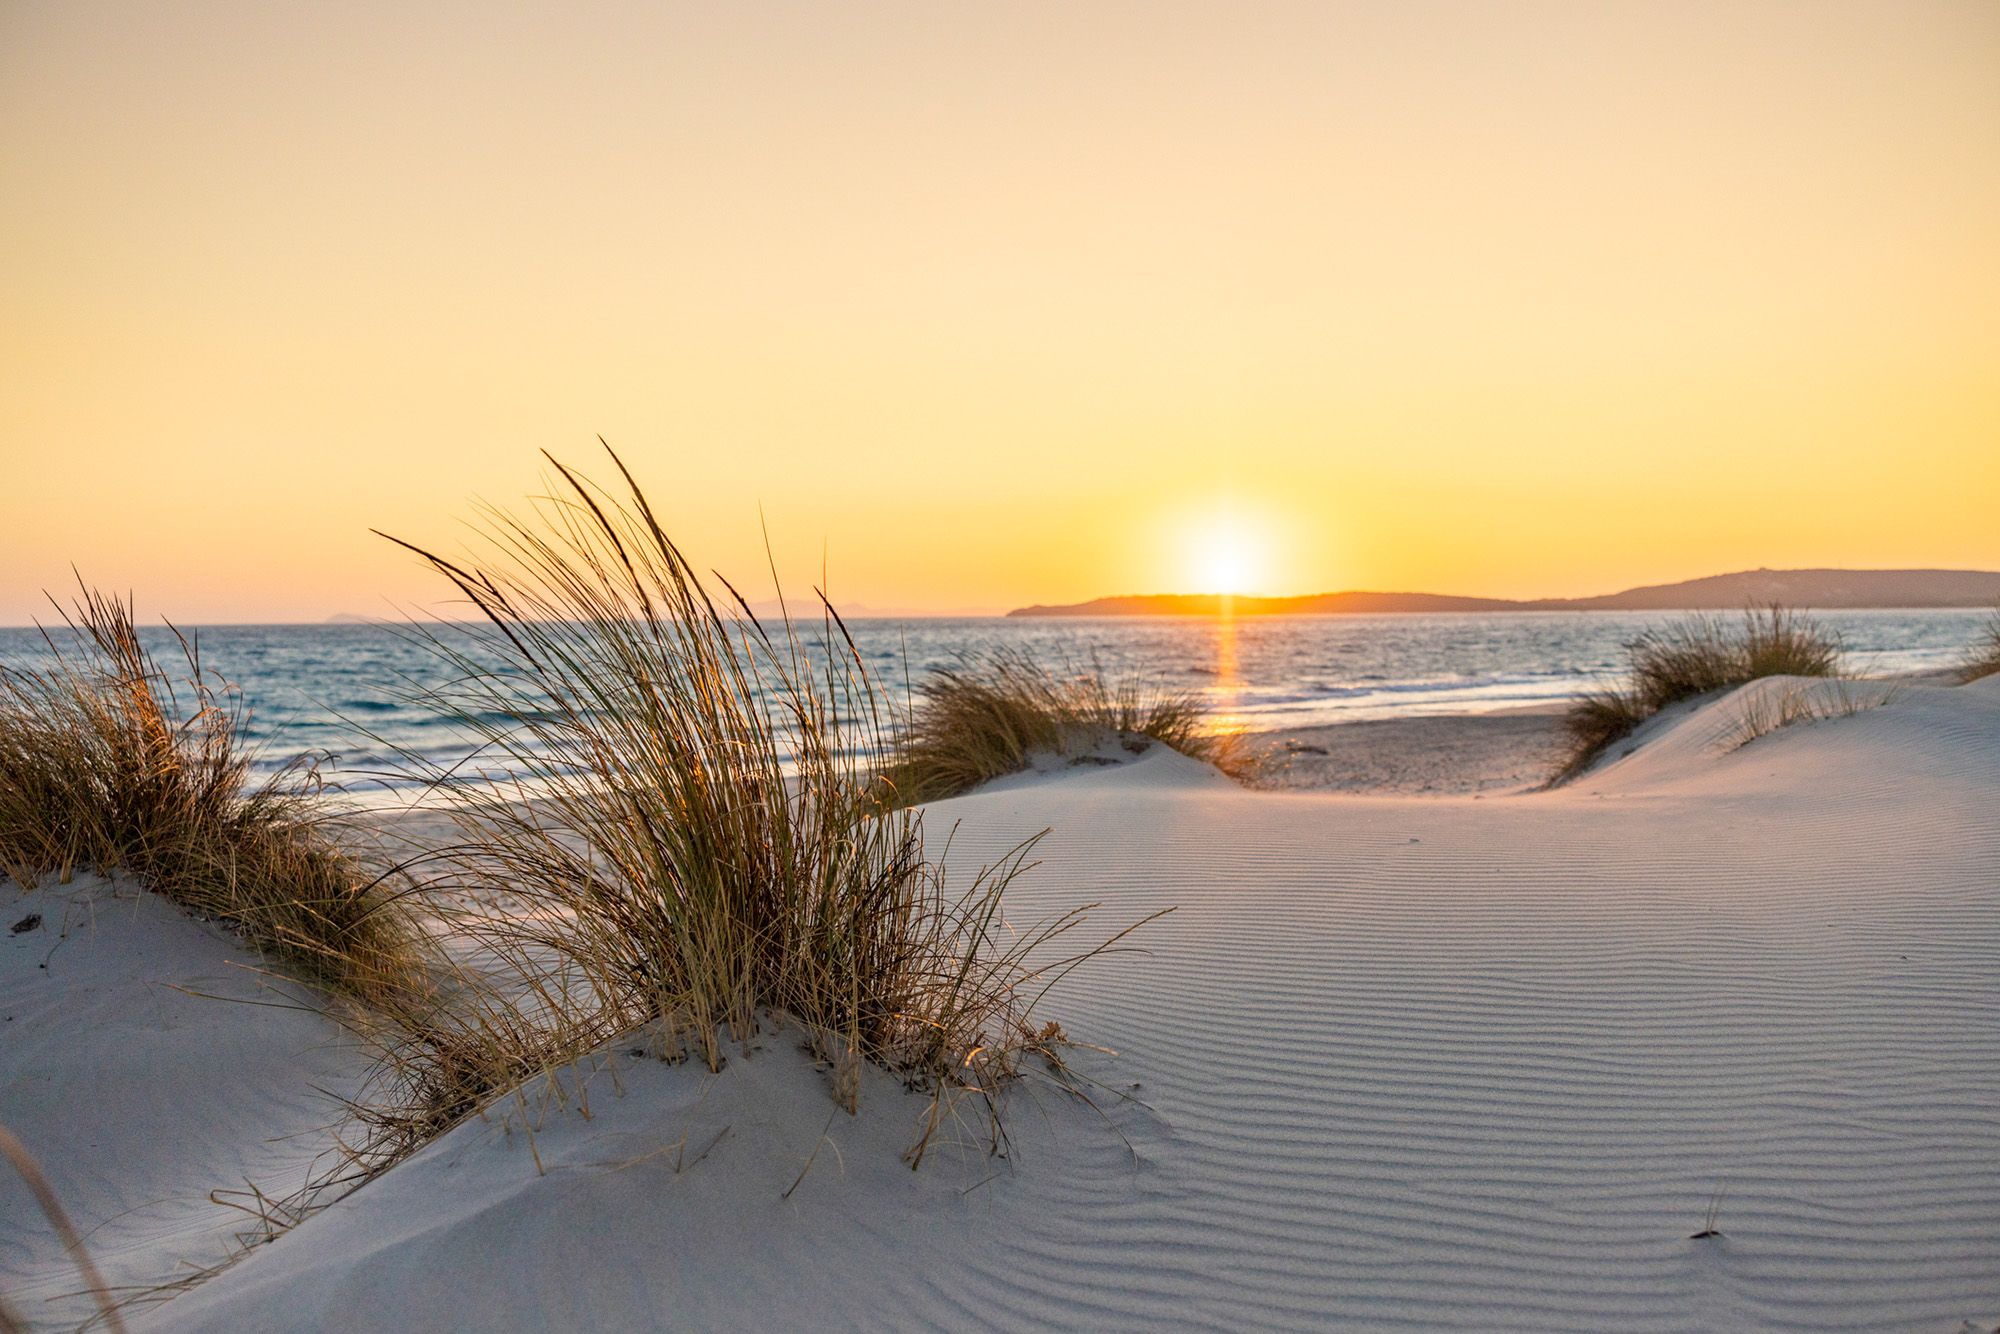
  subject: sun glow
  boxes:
[1187,514,1266,596]
[1,6,1996,623]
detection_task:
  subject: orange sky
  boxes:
[3,1,1997,623]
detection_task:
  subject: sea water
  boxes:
[0,610,1985,803]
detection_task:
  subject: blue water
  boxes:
[0,610,1986,803]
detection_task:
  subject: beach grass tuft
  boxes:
[1556,688,1653,782]
[878,647,1235,804]
[372,445,1134,1162]
[1960,608,2000,683]
[0,586,422,1002]
[1553,605,1842,782]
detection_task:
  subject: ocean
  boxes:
[0,609,1987,804]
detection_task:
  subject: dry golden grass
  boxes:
[0,587,422,1003]
[362,445,1145,1165]
[1553,605,1842,783]
[1721,679,1896,751]
[878,647,1235,805]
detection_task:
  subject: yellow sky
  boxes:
[3,1,1997,622]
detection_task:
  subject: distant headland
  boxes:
[1007,568,2000,618]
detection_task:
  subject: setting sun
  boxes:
[1186,512,1267,595]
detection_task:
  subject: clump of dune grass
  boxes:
[879,647,1234,804]
[0,587,421,1001]
[1556,687,1653,783]
[1552,605,1842,783]
[1738,603,1844,681]
[372,446,1137,1164]
[1960,609,2000,683]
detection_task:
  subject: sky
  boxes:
[2,1,1997,623]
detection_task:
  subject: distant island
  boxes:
[1008,568,2000,618]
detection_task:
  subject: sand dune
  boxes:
[0,679,1988,1329]
[0,878,375,1330]
[124,674,2000,1332]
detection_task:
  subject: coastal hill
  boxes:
[1008,567,2000,617]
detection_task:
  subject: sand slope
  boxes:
[0,878,374,1330]
[155,678,2000,1331]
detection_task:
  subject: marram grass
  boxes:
[368,445,1148,1164]
[0,586,421,1003]
[879,646,1237,805]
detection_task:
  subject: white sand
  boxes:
[14,674,2000,1330]
[0,878,375,1329]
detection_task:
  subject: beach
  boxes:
[4,671,1996,1330]
[1238,707,1570,795]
